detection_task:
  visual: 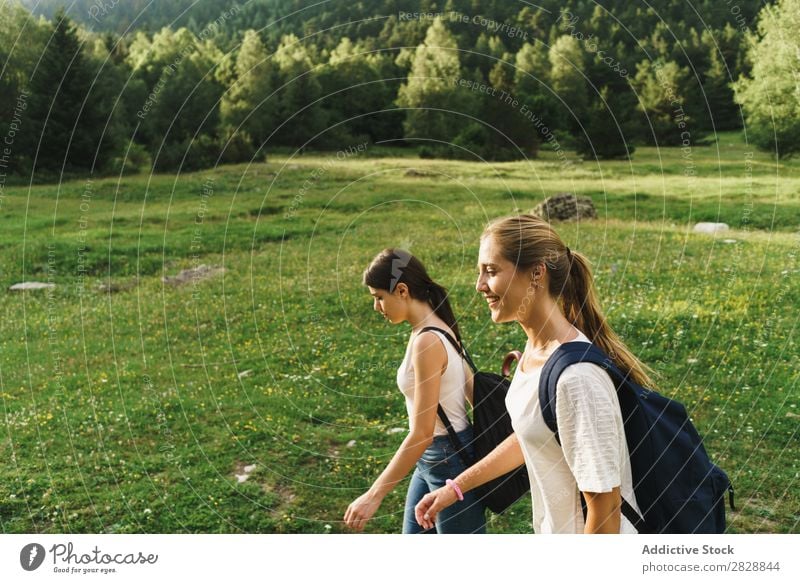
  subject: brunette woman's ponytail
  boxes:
[427,281,461,343]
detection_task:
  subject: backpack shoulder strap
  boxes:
[538,342,617,440]
[537,341,650,533]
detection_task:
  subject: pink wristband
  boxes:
[445,479,464,501]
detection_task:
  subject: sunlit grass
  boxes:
[0,131,797,533]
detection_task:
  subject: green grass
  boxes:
[0,131,797,533]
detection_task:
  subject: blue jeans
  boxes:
[402,426,487,534]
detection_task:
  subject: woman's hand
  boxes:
[344,491,383,532]
[414,485,459,530]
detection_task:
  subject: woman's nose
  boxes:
[476,273,488,293]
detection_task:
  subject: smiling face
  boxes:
[368,285,407,324]
[476,235,541,323]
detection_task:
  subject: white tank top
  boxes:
[396,328,470,436]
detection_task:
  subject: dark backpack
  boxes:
[420,327,530,514]
[538,341,735,533]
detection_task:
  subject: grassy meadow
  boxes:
[0,131,798,533]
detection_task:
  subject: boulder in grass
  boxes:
[162,264,225,286]
[9,282,56,291]
[532,193,597,222]
[404,168,432,178]
[693,222,730,234]
[97,278,139,294]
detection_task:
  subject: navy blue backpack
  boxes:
[539,342,735,533]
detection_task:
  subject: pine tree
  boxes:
[548,35,588,136]
[220,30,279,147]
[0,4,48,174]
[130,29,225,170]
[396,17,467,148]
[575,86,636,160]
[632,59,692,146]
[515,41,562,137]
[475,54,538,160]
[272,33,326,147]
[317,37,402,145]
[701,47,740,131]
[22,9,115,173]
[397,18,474,155]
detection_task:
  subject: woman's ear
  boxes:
[531,264,546,288]
[394,282,410,298]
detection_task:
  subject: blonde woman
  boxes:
[416,215,653,534]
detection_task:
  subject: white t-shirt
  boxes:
[397,328,470,436]
[505,330,640,533]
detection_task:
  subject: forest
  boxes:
[1,0,797,178]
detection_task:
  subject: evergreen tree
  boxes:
[129,28,225,170]
[479,54,538,159]
[317,37,403,145]
[575,86,636,160]
[632,59,692,146]
[22,9,116,173]
[701,46,740,131]
[396,17,467,148]
[515,41,562,137]
[272,33,327,147]
[548,35,588,136]
[220,30,279,148]
[0,4,48,174]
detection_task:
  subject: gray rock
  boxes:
[162,264,225,286]
[97,278,139,294]
[693,222,729,234]
[532,193,597,221]
[9,282,55,291]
